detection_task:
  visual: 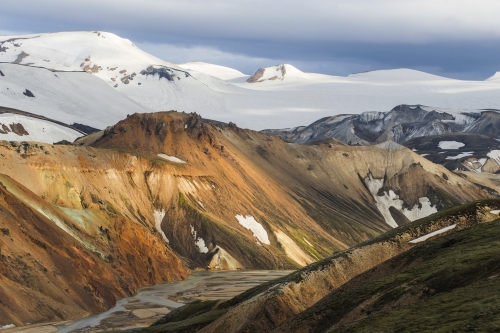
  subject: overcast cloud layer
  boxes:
[1,0,500,79]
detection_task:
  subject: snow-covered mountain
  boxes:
[179,62,245,80]
[3,31,500,132]
[0,63,148,129]
[0,31,228,127]
[246,64,311,82]
[262,104,500,175]
[0,111,82,143]
[262,104,486,145]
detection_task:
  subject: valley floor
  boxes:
[0,271,290,333]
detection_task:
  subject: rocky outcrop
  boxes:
[246,68,265,83]
[247,64,288,83]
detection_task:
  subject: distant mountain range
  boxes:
[3,31,500,131]
[263,104,500,175]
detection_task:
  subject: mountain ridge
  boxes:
[3,31,500,130]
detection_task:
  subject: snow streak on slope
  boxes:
[409,224,456,243]
[235,215,270,245]
[153,209,169,243]
[157,154,186,164]
[190,225,209,254]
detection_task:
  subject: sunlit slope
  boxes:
[0,173,189,327]
[0,110,495,327]
[139,199,500,333]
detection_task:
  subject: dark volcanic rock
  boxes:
[71,123,100,134]
[22,89,35,98]
[262,104,500,146]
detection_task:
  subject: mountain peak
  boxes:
[246,64,309,83]
[486,72,500,81]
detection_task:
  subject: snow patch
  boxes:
[438,141,464,149]
[0,325,14,331]
[467,158,487,173]
[0,324,15,330]
[364,174,400,228]
[402,197,438,221]
[235,215,270,245]
[153,209,169,243]
[190,225,208,253]
[157,154,186,164]
[364,174,437,228]
[489,210,500,215]
[487,150,500,165]
[420,153,429,157]
[446,152,473,160]
[409,224,456,244]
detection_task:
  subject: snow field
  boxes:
[467,158,487,173]
[0,114,81,144]
[446,152,474,160]
[438,141,465,149]
[235,214,270,245]
[487,150,500,165]
[0,325,15,330]
[179,62,246,80]
[153,209,169,243]
[364,174,437,228]
[157,154,186,164]
[190,225,209,253]
[409,224,457,244]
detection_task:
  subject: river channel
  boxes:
[6,270,291,333]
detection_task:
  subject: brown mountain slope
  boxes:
[140,199,500,333]
[272,202,500,333]
[0,111,494,327]
[0,174,188,327]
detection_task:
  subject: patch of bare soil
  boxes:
[12,51,29,64]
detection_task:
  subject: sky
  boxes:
[1,0,500,80]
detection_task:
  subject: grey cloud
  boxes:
[0,1,499,80]
[1,0,500,44]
